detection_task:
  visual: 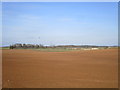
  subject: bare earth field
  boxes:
[0,50,2,89]
[2,49,118,88]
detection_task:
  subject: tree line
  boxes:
[10,44,45,49]
[9,43,109,49]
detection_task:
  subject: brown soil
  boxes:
[2,49,118,88]
[0,50,2,89]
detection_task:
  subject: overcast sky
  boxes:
[2,2,118,46]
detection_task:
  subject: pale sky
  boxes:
[2,2,118,46]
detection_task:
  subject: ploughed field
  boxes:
[2,49,118,88]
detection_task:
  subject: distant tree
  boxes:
[39,44,44,48]
[10,45,13,49]
[35,44,39,48]
[23,44,27,49]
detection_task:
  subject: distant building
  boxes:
[91,48,98,50]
